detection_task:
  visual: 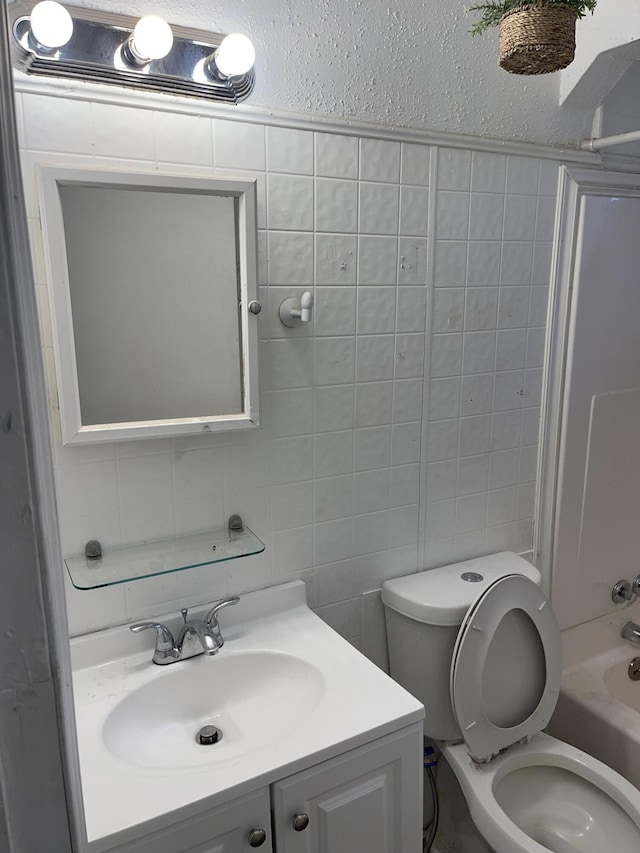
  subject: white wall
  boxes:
[0,3,75,839]
[599,61,640,158]
[559,0,640,111]
[17,87,556,664]
[47,0,593,147]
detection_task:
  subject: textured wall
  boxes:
[17,89,556,665]
[45,0,594,147]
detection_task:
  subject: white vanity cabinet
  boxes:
[105,726,421,853]
[271,727,421,853]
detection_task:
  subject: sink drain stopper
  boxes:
[196,724,222,745]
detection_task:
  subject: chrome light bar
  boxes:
[9,2,255,104]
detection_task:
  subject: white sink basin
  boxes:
[102,649,324,770]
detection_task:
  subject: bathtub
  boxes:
[549,609,640,790]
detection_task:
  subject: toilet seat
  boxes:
[450,574,562,762]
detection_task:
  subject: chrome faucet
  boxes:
[621,620,640,646]
[130,597,240,665]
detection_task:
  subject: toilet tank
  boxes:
[382,551,541,741]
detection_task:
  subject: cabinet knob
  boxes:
[292,813,310,832]
[248,828,267,847]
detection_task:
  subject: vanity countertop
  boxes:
[71,581,424,849]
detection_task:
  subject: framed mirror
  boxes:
[37,164,259,445]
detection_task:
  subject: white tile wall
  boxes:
[425,149,557,567]
[17,92,557,658]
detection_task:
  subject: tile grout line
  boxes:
[417,146,438,571]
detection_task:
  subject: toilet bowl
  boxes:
[444,735,640,853]
[381,552,640,853]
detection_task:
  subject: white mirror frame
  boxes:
[37,163,260,445]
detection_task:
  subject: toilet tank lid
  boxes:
[381,552,541,626]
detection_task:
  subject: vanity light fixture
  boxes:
[10,1,256,104]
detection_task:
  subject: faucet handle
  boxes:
[204,597,240,649]
[129,621,179,665]
[205,596,240,627]
[129,622,173,649]
[621,620,640,645]
[612,580,635,604]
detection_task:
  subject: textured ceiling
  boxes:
[35,0,595,146]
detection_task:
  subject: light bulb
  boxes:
[130,15,173,62]
[214,33,255,77]
[30,1,73,49]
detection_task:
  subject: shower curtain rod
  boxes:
[581,128,640,152]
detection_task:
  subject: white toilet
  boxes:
[382,551,640,853]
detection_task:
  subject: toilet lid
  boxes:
[450,574,562,763]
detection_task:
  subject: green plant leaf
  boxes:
[466,0,597,36]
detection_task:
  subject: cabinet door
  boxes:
[111,788,273,853]
[271,725,422,853]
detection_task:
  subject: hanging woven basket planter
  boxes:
[498,3,578,75]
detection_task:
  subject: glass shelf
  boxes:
[65,524,265,590]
